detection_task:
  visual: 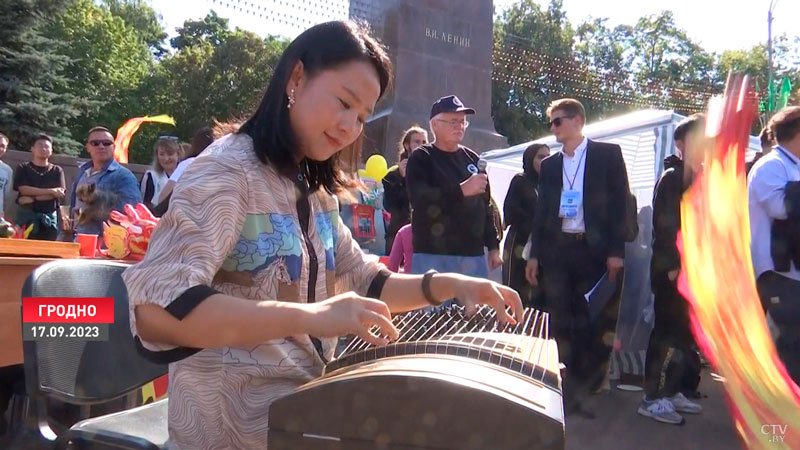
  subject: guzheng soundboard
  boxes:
[269,305,565,450]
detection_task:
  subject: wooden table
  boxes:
[0,257,62,367]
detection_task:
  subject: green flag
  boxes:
[756,79,766,113]
[776,77,793,111]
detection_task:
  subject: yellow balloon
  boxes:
[365,154,388,181]
[357,169,369,179]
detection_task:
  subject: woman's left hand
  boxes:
[447,274,523,326]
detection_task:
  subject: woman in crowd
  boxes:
[382,125,427,253]
[502,143,549,308]
[140,137,183,211]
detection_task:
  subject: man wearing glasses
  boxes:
[526,98,630,418]
[68,126,142,236]
[406,95,502,283]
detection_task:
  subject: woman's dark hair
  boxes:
[238,20,393,193]
[522,143,548,182]
[190,127,215,158]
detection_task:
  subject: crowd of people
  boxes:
[0,18,798,448]
[379,98,800,427]
[0,127,217,242]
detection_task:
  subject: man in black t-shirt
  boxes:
[406,95,501,280]
[13,134,66,240]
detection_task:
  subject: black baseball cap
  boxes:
[430,95,476,119]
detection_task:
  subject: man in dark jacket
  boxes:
[638,114,705,425]
[526,98,630,417]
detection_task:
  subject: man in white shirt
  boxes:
[748,106,800,383]
[526,98,631,417]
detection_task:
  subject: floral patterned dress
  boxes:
[122,133,384,449]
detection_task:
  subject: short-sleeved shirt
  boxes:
[13,162,65,213]
[0,160,12,215]
[121,134,384,449]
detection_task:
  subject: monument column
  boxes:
[351,0,507,163]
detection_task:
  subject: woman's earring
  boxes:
[287,89,296,109]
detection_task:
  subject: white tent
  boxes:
[483,109,762,217]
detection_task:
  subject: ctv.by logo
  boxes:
[761,424,787,443]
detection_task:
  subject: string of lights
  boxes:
[502,32,724,93]
[492,60,710,111]
[493,45,720,100]
[197,3,738,113]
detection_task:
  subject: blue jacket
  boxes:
[70,159,142,235]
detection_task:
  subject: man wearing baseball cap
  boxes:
[405,95,502,286]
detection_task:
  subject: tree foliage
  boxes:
[0,0,88,154]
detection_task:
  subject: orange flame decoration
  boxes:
[678,75,800,449]
[113,115,176,164]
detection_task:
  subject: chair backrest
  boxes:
[22,259,168,404]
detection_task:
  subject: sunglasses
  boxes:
[548,115,575,128]
[89,140,114,147]
[158,135,180,141]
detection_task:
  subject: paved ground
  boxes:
[567,369,742,450]
[4,368,745,450]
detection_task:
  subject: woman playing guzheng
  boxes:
[122,20,522,449]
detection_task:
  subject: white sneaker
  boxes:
[637,397,685,425]
[666,392,703,414]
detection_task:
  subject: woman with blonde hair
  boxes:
[140,136,183,210]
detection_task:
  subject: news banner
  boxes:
[22,297,114,341]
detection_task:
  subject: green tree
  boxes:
[718,35,799,128]
[170,10,231,50]
[573,19,638,120]
[103,0,168,57]
[625,11,719,111]
[44,0,155,156]
[491,0,577,145]
[0,0,88,154]
[132,14,289,164]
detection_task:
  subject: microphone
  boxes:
[477,159,488,173]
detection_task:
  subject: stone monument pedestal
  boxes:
[351,0,507,163]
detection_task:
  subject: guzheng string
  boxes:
[335,305,552,382]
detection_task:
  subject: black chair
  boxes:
[20,259,169,449]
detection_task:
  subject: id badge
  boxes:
[559,190,580,218]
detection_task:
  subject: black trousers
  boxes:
[502,226,544,310]
[644,271,695,398]
[756,271,800,384]
[541,235,617,408]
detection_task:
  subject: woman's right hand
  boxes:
[305,292,399,346]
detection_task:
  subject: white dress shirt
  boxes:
[748,146,800,281]
[561,137,589,233]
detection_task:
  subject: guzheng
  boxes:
[268,305,565,450]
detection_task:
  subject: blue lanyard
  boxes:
[562,148,587,190]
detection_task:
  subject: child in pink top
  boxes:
[387,223,413,272]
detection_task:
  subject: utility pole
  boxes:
[767,0,779,119]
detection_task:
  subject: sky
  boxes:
[152,0,799,57]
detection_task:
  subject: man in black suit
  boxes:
[526,98,629,417]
